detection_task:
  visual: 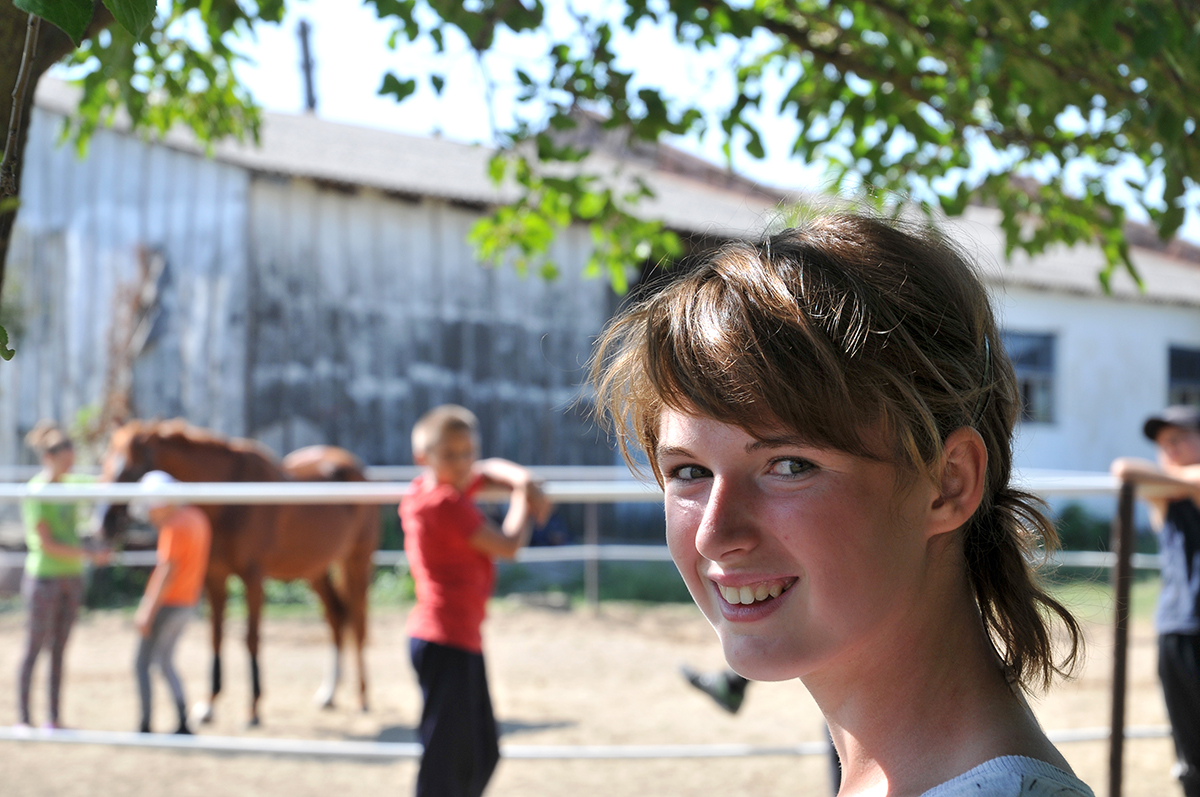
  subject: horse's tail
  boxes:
[325,463,365,482]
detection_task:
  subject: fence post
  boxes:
[584,502,599,609]
[1108,479,1136,797]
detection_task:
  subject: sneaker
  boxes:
[680,665,747,714]
[174,722,193,736]
[41,721,64,732]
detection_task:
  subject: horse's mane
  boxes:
[122,419,281,467]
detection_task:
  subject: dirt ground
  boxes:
[0,594,1183,797]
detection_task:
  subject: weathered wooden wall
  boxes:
[0,107,250,465]
[0,107,618,469]
[245,176,616,465]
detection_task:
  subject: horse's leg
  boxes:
[243,566,265,727]
[192,573,226,726]
[345,549,372,713]
[308,571,345,709]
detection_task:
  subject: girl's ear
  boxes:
[928,427,987,537]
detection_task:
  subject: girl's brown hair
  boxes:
[590,212,1081,691]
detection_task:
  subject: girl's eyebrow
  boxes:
[655,445,693,461]
[746,433,818,452]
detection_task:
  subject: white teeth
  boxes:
[718,581,790,605]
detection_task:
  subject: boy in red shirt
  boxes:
[130,470,212,735]
[400,405,550,797]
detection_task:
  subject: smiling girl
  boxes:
[590,214,1091,796]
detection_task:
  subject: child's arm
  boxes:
[34,521,85,561]
[1111,457,1200,518]
[474,458,553,525]
[474,458,535,489]
[468,482,535,561]
[134,560,174,636]
[34,520,109,565]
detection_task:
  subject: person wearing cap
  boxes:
[1112,405,1200,797]
[130,470,211,735]
[16,420,108,731]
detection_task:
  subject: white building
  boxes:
[949,209,1200,476]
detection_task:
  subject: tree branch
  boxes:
[0,14,40,197]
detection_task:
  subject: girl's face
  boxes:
[656,409,937,683]
[44,443,75,475]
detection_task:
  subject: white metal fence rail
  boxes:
[0,466,1171,773]
[0,469,1156,573]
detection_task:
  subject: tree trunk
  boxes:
[0,2,112,301]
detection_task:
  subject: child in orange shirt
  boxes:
[130,470,212,735]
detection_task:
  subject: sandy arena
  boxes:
[0,593,1182,797]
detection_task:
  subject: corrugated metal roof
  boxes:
[951,207,1200,308]
[33,78,789,240]
[32,78,1200,305]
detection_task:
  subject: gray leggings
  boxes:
[135,605,194,730]
[18,574,83,725]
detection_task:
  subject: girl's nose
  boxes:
[694,476,758,562]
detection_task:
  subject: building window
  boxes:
[1002,331,1055,423]
[1169,346,1200,407]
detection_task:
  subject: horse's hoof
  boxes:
[190,702,214,726]
[313,685,336,710]
[247,716,261,728]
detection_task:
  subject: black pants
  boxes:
[1160,633,1200,797]
[410,638,500,797]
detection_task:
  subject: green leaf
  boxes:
[103,0,156,40]
[1158,167,1187,240]
[576,191,606,219]
[379,73,417,102]
[431,74,445,96]
[0,325,13,361]
[486,154,507,186]
[15,0,93,44]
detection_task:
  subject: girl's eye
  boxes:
[671,464,711,481]
[769,458,814,477]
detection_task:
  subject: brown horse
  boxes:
[100,420,380,726]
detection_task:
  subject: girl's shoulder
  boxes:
[921,756,1095,797]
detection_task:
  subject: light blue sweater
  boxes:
[920,756,1095,797]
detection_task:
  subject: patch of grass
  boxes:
[85,564,151,609]
[1043,571,1161,625]
[370,566,415,605]
[593,561,692,603]
[492,559,692,604]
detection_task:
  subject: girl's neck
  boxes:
[807,578,1066,796]
[40,464,67,482]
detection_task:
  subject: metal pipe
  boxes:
[584,503,599,609]
[1107,479,1136,797]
